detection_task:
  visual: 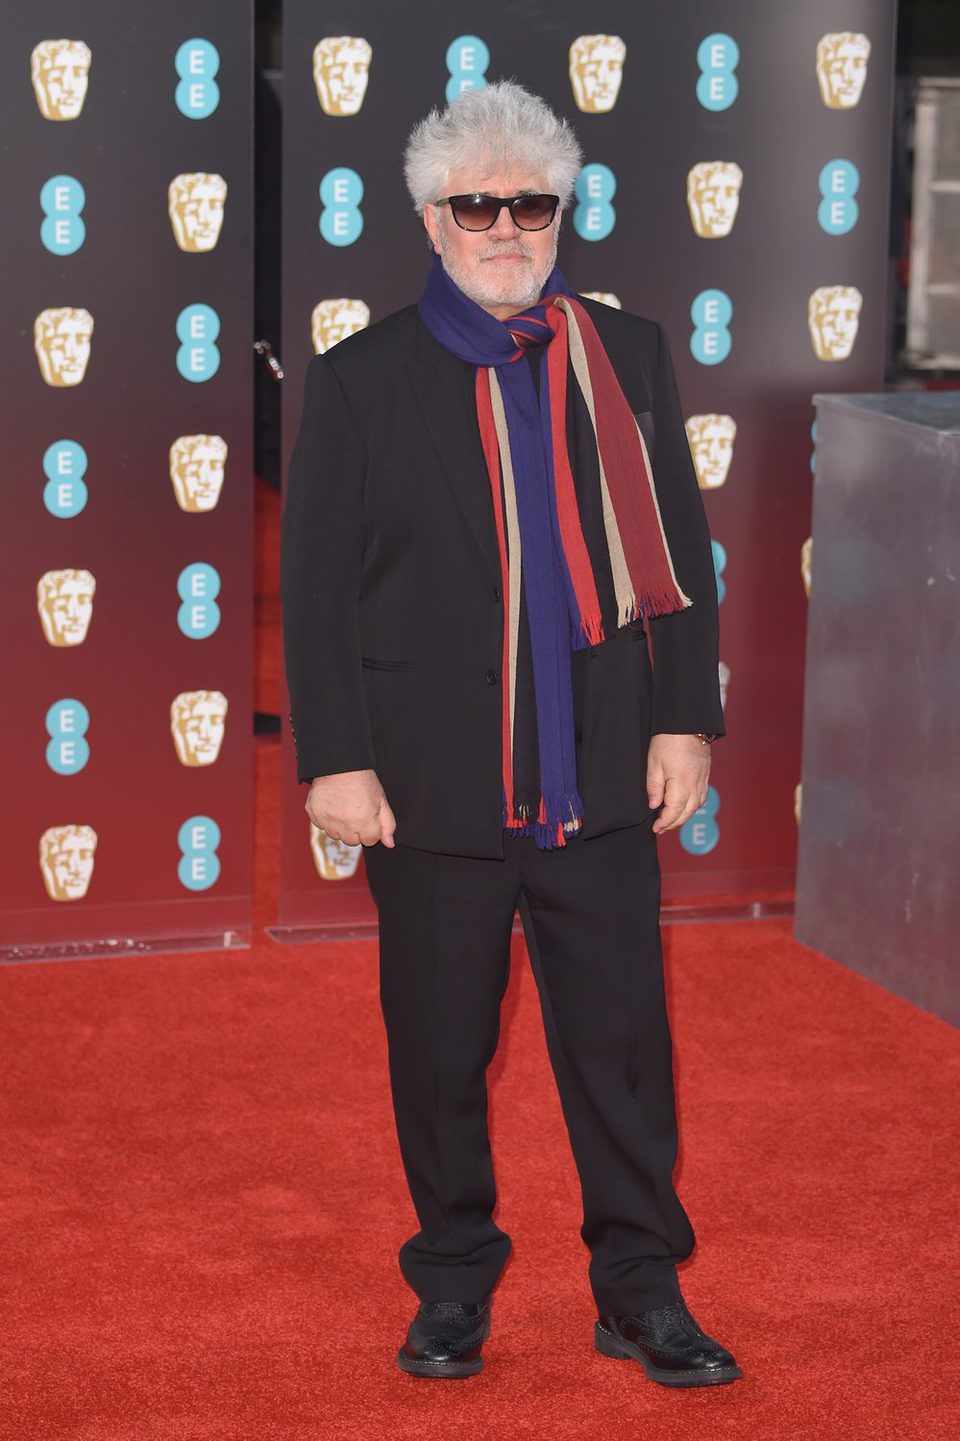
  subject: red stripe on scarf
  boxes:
[542,309,605,645]
[476,371,519,826]
[563,297,689,617]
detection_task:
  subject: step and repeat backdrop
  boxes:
[278,0,896,931]
[0,3,254,958]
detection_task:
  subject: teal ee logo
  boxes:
[810,417,818,474]
[446,35,489,101]
[712,539,727,603]
[680,785,720,855]
[176,303,221,381]
[43,439,88,518]
[40,176,85,255]
[177,815,221,891]
[175,38,220,118]
[45,699,90,775]
[573,163,616,241]
[177,562,221,638]
[319,167,364,246]
[690,288,732,365]
[818,159,860,235]
[697,33,739,111]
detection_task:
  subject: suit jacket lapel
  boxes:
[410,315,501,586]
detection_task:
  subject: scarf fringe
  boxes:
[502,788,584,849]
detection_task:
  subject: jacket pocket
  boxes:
[360,655,415,671]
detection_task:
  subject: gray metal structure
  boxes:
[795,392,960,1026]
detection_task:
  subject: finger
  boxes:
[379,799,397,848]
[652,780,690,833]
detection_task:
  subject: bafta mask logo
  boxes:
[579,291,622,309]
[170,435,227,512]
[686,414,736,490]
[808,285,862,361]
[309,822,362,881]
[794,782,803,826]
[719,661,730,712]
[37,568,95,647]
[168,173,227,252]
[170,691,228,767]
[39,824,97,901]
[35,307,94,387]
[313,37,372,116]
[687,161,743,238]
[801,536,813,596]
[312,298,371,355]
[31,39,92,121]
[569,34,626,113]
[816,33,870,110]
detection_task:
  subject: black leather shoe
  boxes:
[397,1296,492,1378]
[595,1299,742,1387]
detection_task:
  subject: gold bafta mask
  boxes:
[37,568,95,647]
[312,299,371,355]
[569,34,626,113]
[685,414,736,490]
[801,536,813,596]
[170,691,228,767]
[816,33,871,109]
[579,292,622,309]
[313,36,372,116]
[309,822,362,880]
[718,661,730,712]
[168,173,227,253]
[39,824,97,901]
[31,39,92,120]
[34,307,94,387]
[687,162,743,239]
[169,434,228,513]
[808,286,862,361]
[794,783,802,826]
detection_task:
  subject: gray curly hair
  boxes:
[403,79,583,212]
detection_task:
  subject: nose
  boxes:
[489,203,522,239]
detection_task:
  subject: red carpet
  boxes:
[2,477,957,1436]
[1,735,958,1439]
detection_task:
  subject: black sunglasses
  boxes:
[440,192,560,232]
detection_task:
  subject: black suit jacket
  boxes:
[280,297,724,859]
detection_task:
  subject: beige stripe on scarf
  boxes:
[487,368,523,762]
[555,296,692,618]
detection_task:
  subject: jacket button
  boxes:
[493,585,502,601]
[485,668,498,685]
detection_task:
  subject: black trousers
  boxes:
[362,819,695,1314]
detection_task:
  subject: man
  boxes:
[281,81,740,1388]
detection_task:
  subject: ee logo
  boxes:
[573,163,616,241]
[810,417,818,474]
[696,33,739,111]
[43,439,88,518]
[176,304,221,381]
[319,167,364,246]
[178,815,221,891]
[40,175,85,255]
[712,539,727,603]
[680,785,720,855]
[690,288,733,365]
[818,159,860,235]
[446,35,489,101]
[45,699,90,775]
[177,562,221,638]
[175,38,220,118]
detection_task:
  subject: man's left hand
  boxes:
[647,733,711,835]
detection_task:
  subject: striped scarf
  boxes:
[418,254,692,849]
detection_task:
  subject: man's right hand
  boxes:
[306,769,397,848]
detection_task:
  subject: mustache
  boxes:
[477,243,534,261]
